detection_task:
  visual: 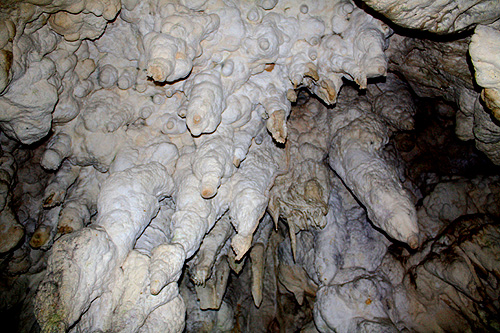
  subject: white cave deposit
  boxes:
[0,0,500,332]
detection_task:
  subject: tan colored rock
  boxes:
[470,25,500,120]
[362,0,500,34]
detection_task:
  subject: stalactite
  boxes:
[0,0,500,332]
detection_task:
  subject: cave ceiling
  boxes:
[0,0,500,332]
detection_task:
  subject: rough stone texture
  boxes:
[0,0,500,332]
[361,0,500,34]
[387,214,500,332]
[470,25,500,121]
[388,33,500,165]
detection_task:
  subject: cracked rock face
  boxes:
[1,0,500,332]
[361,0,500,34]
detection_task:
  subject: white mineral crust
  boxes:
[0,0,498,331]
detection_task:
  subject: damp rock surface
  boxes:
[0,0,500,332]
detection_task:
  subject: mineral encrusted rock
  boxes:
[0,0,499,332]
[361,0,500,34]
[470,25,500,121]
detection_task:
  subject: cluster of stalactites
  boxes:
[0,0,417,331]
[361,0,500,34]
[0,0,392,145]
[0,0,394,262]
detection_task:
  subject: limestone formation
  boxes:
[0,0,499,332]
[361,0,500,34]
[470,25,500,121]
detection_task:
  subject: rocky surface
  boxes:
[0,0,499,332]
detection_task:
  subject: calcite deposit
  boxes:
[362,0,500,34]
[0,0,500,332]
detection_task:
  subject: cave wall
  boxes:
[0,0,500,332]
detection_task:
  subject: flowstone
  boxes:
[0,0,499,332]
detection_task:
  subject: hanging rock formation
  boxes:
[0,0,500,332]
